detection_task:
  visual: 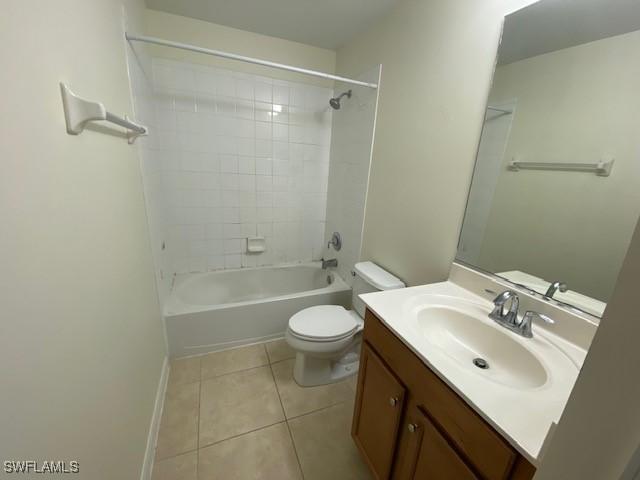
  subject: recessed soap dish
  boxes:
[247,236,266,253]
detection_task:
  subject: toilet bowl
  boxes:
[286,261,404,386]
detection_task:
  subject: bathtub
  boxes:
[164,263,352,357]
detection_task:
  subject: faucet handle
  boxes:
[523,311,555,324]
[519,311,555,338]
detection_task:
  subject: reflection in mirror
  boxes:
[457,0,640,318]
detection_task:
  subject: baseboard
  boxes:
[140,356,170,480]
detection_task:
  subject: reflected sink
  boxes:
[404,295,553,389]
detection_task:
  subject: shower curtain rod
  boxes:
[126,33,379,89]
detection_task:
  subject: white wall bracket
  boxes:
[60,82,148,144]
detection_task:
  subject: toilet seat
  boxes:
[288,305,359,342]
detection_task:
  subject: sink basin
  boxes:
[404,295,551,389]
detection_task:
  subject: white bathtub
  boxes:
[164,263,352,357]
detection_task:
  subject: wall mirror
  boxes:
[457,0,640,318]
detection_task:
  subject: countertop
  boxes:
[360,280,587,465]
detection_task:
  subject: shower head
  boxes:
[329,90,352,110]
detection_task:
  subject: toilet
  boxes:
[285,261,405,386]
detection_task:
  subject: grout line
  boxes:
[269,355,296,366]
[262,343,271,365]
[265,341,273,364]
[268,362,289,425]
[175,338,280,363]
[200,361,271,383]
[285,399,352,422]
[198,420,287,451]
[269,362,305,480]
[155,448,199,463]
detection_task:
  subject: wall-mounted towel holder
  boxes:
[508,157,614,177]
[60,83,148,144]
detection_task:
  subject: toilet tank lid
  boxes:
[354,261,405,290]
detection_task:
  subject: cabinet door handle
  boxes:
[407,423,419,433]
[389,397,399,407]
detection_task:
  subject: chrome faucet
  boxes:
[321,258,338,269]
[489,290,520,326]
[489,290,554,338]
[545,281,568,299]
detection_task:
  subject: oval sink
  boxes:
[416,305,548,389]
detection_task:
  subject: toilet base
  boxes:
[292,343,361,387]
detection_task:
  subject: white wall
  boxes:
[324,67,381,284]
[0,1,166,478]
[147,58,333,274]
[335,0,538,286]
[144,9,336,87]
[533,218,640,479]
[477,30,640,302]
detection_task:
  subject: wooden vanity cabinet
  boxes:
[352,343,406,478]
[396,402,479,479]
[352,309,536,480]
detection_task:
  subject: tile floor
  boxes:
[152,340,371,480]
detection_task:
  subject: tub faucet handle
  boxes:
[327,232,342,251]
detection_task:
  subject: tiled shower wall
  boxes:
[128,52,379,302]
[149,59,334,276]
[324,67,381,285]
[127,46,174,301]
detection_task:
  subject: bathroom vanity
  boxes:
[352,308,535,480]
[351,265,595,480]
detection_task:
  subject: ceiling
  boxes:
[145,0,399,50]
[500,0,640,64]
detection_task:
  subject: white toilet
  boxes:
[285,261,405,386]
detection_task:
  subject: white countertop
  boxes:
[360,280,587,465]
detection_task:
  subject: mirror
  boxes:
[457,0,640,317]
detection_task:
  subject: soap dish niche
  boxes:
[247,237,266,253]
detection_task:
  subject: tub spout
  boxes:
[321,258,338,269]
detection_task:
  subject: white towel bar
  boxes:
[60,83,147,144]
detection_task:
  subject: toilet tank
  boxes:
[351,261,405,318]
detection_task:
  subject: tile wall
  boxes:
[129,55,379,301]
[127,45,173,301]
[323,67,381,285]
[149,59,334,275]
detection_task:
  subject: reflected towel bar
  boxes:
[487,106,513,114]
[508,158,614,177]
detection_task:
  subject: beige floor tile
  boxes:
[167,356,200,389]
[200,344,269,380]
[199,366,284,447]
[265,338,296,364]
[199,422,302,479]
[288,402,372,480]
[156,383,199,460]
[151,451,197,480]
[271,359,353,419]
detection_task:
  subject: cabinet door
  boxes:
[352,343,406,479]
[401,406,478,480]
